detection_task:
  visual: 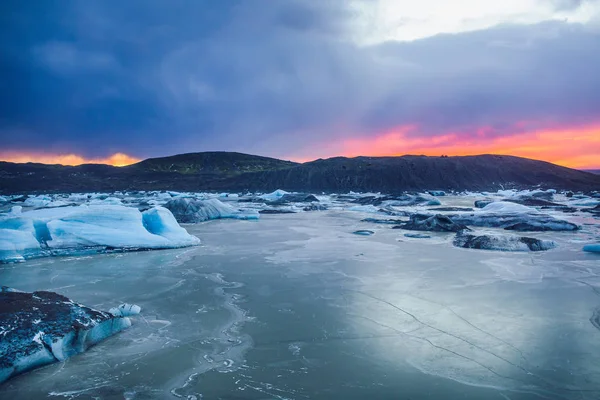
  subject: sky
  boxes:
[1,0,599,168]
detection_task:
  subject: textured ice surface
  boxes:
[2,192,600,399]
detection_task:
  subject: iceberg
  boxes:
[269,193,319,204]
[0,205,200,263]
[428,191,446,197]
[480,202,537,214]
[442,204,579,232]
[164,198,259,223]
[353,230,375,236]
[109,303,142,317]
[259,189,290,202]
[23,195,53,208]
[0,288,137,384]
[453,230,556,252]
[352,194,441,207]
[394,214,468,232]
[0,229,41,263]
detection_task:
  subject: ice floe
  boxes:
[0,205,199,263]
[0,288,138,384]
[453,230,556,252]
[164,198,259,223]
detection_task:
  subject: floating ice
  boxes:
[428,191,446,196]
[0,288,134,384]
[165,198,259,223]
[109,303,142,317]
[583,244,600,253]
[480,202,537,214]
[444,205,579,232]
[353,230,375,236]
[453,230,556,252]
[0,205,200,263]
[259,189,290,202]
[395,214,468,232]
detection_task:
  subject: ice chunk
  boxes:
[474,200,493,208]
[404,233,431,239]
[89,196,122,205]
[23,195,53,208]
[270,193,319,204]
[348,205,382,213]
[259,189,290,202]
[353,230,375,236]
[453,230,556,252]
[142,207,201,246]
[0,205,200,263]
[394,214,468,232]
[428,191,446,196]
[480,202,537,214]
[584,244,600,253]
[109,303,142,317]
[352,194,441,207]
[0,229,41,263]
[165,198,259,223]
[432,201,580,232]
[0,289,133,384]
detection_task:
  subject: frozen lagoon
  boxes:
[1,208,600,399]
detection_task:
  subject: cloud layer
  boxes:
[1,0,599,167]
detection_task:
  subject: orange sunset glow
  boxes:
[314,123,600,170]
[0,152,140,167]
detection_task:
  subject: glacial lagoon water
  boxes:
[1,208,600,399]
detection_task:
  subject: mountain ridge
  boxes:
[1,152,599,194]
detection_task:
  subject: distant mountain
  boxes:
[1,152,599,194]
[131,152,297,175]
[584,169,600,175]
[213,154,600,193]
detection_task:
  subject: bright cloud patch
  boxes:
[0,153,140,166]
[289,123,600,169]
[350,0,600,44]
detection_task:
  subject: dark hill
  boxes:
[0,153,598,194]
[130,151,297,175]
[211,154,600,193]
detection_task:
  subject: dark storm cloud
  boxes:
[0,0,599,158]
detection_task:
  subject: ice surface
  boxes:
[1,205,600,399]
[0,205,199,262]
